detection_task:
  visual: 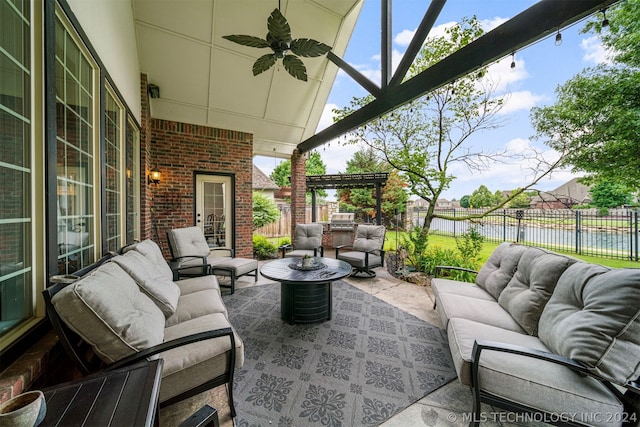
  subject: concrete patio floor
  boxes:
[159,258,532,427]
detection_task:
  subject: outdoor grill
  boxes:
[329,213,355,231]
[330,213,355,247]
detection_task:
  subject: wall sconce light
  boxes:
[148,167,161,185]
[148,84,160,99]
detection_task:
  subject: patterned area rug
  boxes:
[223,280,456,427]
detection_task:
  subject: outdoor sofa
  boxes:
[43,239,243,417]
[432,242,640,426]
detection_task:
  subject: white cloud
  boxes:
[316,103,338,132]
[393,21,457,47]
[443,138,581,197]
[484,55,529,92]
[315,104,359,174]
[480,17,509,32]
[498,90,546,115]
[394,29,415,47]
[581,36,613,64]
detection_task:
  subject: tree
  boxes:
[252,192,280,230]
[334,17,558,236]
[531,67,640,189]
[270,151,328,198]
[459,195,470,208]
[531,1,640,189]
[589,179,633,209]
[493,190,506,207]
[469,185,494,208]
[508,188,531,209]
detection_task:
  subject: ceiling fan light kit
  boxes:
[223,8,331,81]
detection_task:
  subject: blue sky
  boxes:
[254,0,610,200]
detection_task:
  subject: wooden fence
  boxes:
[254,204,332,238]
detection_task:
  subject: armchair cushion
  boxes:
[51,261,165,364]
[293,223,323,250]
[168,226,211,258]
[539,262,640,384]
[112,250,181,318]
[352,225,385,252]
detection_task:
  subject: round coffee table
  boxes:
[260,257,352,324]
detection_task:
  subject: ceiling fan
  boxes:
[223,8,331,82]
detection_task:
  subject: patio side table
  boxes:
[40,359,163,427]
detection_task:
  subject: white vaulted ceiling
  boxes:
[132,0,363,158]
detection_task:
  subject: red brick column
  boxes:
[290,149,307,237]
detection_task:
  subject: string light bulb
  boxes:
[555,29,562,46]
[510,52,516,70]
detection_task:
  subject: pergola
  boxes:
[306,173,389,224]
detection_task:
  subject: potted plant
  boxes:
[302,254,315,268]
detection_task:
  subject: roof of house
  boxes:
[253,165,280,191]
[530,177,591,205]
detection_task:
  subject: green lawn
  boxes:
[385,232,640,269]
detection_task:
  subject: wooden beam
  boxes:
[299,0,620,154]
[381,0,392,88]
[389,0,446,87]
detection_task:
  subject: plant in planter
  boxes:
[302,254,315,267]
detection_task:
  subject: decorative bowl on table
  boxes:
[289,257,326,271]
[0,390,46,427]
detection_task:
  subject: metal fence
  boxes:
[414,208,640,261]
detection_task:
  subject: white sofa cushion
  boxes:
[160,313,244,403]
[475,242,527,300]
[436,293,525,333]
[447,317,548,386]
[498,247,578,335]
[539,262,640,385]
[431,278,496,302]
[123,239,174,281]
[165,289,229,327]
[112,250,181,318]
[51,261,165,364]
[477,348,624,426]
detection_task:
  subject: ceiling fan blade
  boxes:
[253,54,277,76]
[282,54,307,81]
[290,38,332,57]
[223,35,270,49]
[267,8,292,44]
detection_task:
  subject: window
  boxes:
[0,0,33,335]
[125,118,140,243]
[54,11,98,274]
[104,87,124,252]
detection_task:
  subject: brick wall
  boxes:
[289,149,307,237]
[146,119,254,259]
[139,74,153,240]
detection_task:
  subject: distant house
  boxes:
[529,178,591,209]
[410,197,460,210]
[253,165,280,199]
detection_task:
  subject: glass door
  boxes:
[195,174,233,248]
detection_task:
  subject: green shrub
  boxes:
[419,246,478,283]
[252,192,280,229]
[455,225,484,260]
[253,234,277,259]
[401,226,429,269]
[278,236,291,246]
